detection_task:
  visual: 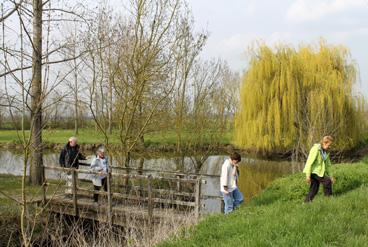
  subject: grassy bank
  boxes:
[0,175,46,245]
[0,175,43,217]
[0,129,233,147]
[159,160,368,247]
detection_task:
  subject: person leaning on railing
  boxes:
[59,136,86,169]
[90,146,109,203]
[59,136,86,194]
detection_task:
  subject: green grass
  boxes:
[0,129,234,146]
[0,175,43,217]
[0,175,64,218]
[0,175,62,244]
[158,160,368,247]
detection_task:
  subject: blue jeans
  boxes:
[222,188,244,214]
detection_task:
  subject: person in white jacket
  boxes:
[90,146,109,203]
[220,152,244,214]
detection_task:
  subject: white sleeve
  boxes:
[220,161,229,188]
[90,158,99,171]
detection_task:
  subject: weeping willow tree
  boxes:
[235,41,366,157]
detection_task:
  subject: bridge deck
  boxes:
[46,194,188,227]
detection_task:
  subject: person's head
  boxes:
[230,152,241,165]
[320,135,333,150]
[69,136,78,147]
[97,146,106,158]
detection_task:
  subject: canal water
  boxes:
[0,150,304,213]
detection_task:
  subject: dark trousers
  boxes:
[304,174,332,203]
[94,177,107,202]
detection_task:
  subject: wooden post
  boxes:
[147,175,153,238]
[107,171,113,226]
[42,180,47,205]
[176,175,181,192]
[194,176,201,220]
[72,169,78,216]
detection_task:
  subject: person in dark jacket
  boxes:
[59,137,86,194]
[59,136,86,169]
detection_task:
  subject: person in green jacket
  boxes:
[303,135,335,202]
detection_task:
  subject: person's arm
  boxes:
[220,161,229,193]
[78,151,86,161]
[59,148,66,167]
[232,164,239,177]
[303,145,318,182]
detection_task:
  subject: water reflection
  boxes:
[237,159,303,202]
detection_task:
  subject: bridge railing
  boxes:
[78,162,223,213]
[42,165,217,225]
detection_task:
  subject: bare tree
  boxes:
[172,11,207,154]
[29,0,44,185]
[61,22,88,135]
[0,1,92,245]
[81,0,203,168]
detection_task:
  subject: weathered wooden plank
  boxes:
[152,198,196,207]
[107,171,112,226]
[194,177,201,220]
[51,187,197,208]
[147,175,153,233]
[44,165,149,179]
[42,181,47,205]
[148,176,197,183]
[122,185,194,198]
[76,188,147,202]
[72,169,78,216]
[78,163,221,178]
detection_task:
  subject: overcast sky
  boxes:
[3,0,367,96]
[187,0,368,97]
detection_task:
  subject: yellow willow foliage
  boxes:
[235,42,367,153]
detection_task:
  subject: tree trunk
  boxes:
[29,0,44,185]
[138,157,144,197]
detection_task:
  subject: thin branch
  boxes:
[42,8,90,22]
[0,0,24,22]
[0,46,32,60]
[16,6,35,51]
[0,50,89,77]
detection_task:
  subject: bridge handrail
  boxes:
[43,165,198,183]
[78,161,221,178]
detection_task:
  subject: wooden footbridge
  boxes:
[40,164,222,229]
